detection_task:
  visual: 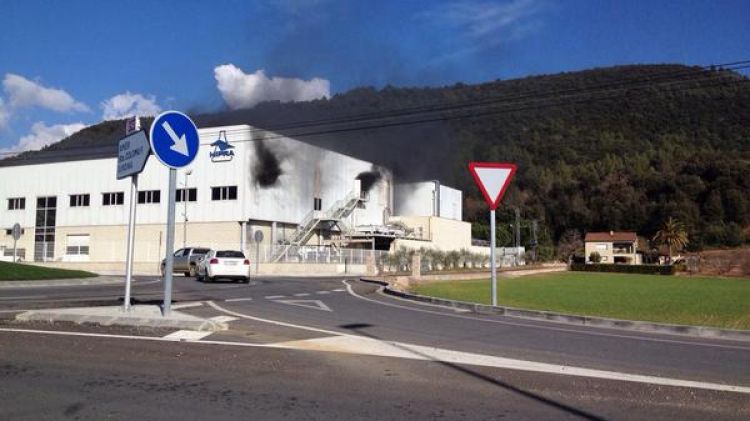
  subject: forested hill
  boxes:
[2,64,749,250]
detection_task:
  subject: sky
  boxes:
[1,0,748,155]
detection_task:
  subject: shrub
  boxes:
[589,251,602,263]
[571,263,676,275]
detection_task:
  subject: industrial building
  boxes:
[0,124,473,274]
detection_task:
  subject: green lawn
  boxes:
[412,271,750,330]
[0,261,97,281]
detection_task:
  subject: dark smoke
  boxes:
[356,169,382,193]
[253,140,282,187]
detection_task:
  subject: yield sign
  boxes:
[468,162,517,210]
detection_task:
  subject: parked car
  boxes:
[196,249,250,283]
[160,247,211,277]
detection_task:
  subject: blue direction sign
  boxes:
[149,111,200,169]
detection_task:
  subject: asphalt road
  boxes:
[1,275,749,419]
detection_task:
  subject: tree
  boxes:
[557,229,583,263]
[653,217,689,264]
[589,251,602,263]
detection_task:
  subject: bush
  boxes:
[571,263,676,275]
[589,251,602,263]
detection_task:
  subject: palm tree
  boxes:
[653,217,689,264]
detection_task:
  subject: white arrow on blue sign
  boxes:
[149,111,200,169]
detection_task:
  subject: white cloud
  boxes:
[423,0,544,39]
[101,92,162,120]
[214,64,330,110]
[3,73,89,113]
[0,121,86,157]
[0,98,9,129]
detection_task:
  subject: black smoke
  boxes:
[356,169,382,193]
[253,140,282,187]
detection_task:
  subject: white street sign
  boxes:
[117,130,151,180]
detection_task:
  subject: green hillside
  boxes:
[3,64,748,252]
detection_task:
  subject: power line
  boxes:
[1,61,748,161]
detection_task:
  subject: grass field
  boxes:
[412,271,750,330]
[0,261,97,281]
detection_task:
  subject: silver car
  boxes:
[160,247,211,277]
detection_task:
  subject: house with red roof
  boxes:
[584,231,641,264]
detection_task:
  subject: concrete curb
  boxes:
[360,278,750,343]
[15,306,226,332]
[0,276,125,289]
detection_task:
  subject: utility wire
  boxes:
[1,61,748,160]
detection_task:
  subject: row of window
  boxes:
[6,186,237,209]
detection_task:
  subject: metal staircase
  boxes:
[271,189,365,262]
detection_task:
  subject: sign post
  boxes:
[254,230,264,275]
[117,126,150,311]
[149,111,200,316]
[11,223,21,262]
[468,162,517,307]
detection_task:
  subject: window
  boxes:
[137,190,160,204]
[3,248,25,260]
[595,244,608,251]
[69,194,90,207]
[102,192,124,206]
[7,197,25,210]
[176,188,197,202]
[211,186,237,201]
[65,234,89,255]
[601,256,608,262]
[5,228,25,236]
[314,197,322,211]
[216,250,245,258]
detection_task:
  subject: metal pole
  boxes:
[183,172,188,249]
[515,207,521,266]
[255,240,260,275]
[490,209,497,306]
[123,174,138,311]
[163,168,177,316]
[13,237,17,263]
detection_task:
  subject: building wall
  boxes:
[584,241,640,264]
[390,215,472,251]
[394,181,462,221]
[0,124,394,263]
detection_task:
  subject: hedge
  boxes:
[570,263,675,275]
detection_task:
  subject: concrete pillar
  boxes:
[239,221,246,254]
[411,253,421,278]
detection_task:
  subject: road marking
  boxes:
[207,301,349,337]
[209,315,239,323]
[0,295,50,300]
[225,297,253,302]
[344,281,750,351]
[331,288,345,292]
[172,302,203,309]
[2,326,749,395]
[293,293,311,297]
[276,299,332,312]
[316,291,331,295]
[265,295,285,299]
[163,330,213,341]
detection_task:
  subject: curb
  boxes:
[360,278,750,343]
[0,276,126,288]
[15,309,226,332]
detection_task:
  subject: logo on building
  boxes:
[209,131,235,162]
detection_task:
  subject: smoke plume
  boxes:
[356,169,382,193]
[253,139,283,187]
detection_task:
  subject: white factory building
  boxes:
[0,124,472,274]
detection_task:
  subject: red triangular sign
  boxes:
[468,162,517,210]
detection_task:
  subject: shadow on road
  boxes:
[339,323,608,421]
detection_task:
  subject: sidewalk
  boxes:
[15,304,226,332]
[0,276,128,288]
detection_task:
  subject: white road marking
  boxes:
[275,299,332,312]
[163,330,213,341]
[3,326,749,395]
[0,295,50,300]
[172,302,203,309]
[343,281,750,351]
[225,297,253,302]
[293,293,311,297]
[331,288,346,292]
[209,315,240,323]
[316,291,331,295]
[265,295,285,299]
[207,301,350,337]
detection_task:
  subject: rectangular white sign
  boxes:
[117,131,150,179]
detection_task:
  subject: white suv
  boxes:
[196,250,250,283]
